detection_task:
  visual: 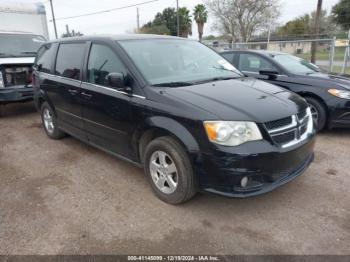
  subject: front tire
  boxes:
[305,97,327,131]
[144,136,197,204]
[41,102,65,139]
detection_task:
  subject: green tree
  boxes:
[276,10,340,37]
[140,24,170,35]
[332,0,350,30]
[193,4,208,42]
[140,7,192,38]
[277,14,311,36]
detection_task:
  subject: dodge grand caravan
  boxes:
[33,35,316,204]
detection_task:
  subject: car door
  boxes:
[80,42,135,158]
[48,42,87,138]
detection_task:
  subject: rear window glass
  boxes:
[35,44,55,73]
[55,43,85,80]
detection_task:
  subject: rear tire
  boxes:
[144,136,197,204]
[305,97,327,131]
[41,102,65,139]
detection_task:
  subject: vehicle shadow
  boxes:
[0,102,37,118]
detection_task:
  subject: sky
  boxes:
[8,0,341,40]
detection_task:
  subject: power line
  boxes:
[51,0,159,21]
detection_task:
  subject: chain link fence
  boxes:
[203,37,350,74]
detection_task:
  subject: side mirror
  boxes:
[259,70,279,79]
[106,72,125,89]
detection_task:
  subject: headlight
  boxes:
[0,71,4,88]
[204,121,263,146]
[328,89,350,99]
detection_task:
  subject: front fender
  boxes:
[145,116,200,153]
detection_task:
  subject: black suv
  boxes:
[33,35,315,204]
[221,50,350,131]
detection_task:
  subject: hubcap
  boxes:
[149,150,178,194]
[43,108,54,134]
[308,103,319,124]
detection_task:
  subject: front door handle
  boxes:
[81,92,92,99]
[68,89,79,95]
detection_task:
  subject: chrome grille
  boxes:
[264,109,312,147]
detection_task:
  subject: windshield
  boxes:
[271,54,319,74]
[0,33,46,57]
[118,39,243,86]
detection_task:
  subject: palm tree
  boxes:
[193,4,208,42]
[178,7,192,38]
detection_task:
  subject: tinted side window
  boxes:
[87,44,127,87]
[221,52,236,64]
[239,53,277,73]
[55,43,85,80]
[35,44,55,73]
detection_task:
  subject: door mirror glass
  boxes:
[107,72,125,89]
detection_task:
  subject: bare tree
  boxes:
[206,0,280,42]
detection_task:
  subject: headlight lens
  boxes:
[328,89,350,99]
[204,121,263,146]
[0,71,4,88]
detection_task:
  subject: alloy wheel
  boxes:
[43,108,55,134]
[308,103,319,124]
[149,150,178,194]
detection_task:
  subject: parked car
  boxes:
[0,31,46,108]
[33,35,315,204]
[220,50,350,131]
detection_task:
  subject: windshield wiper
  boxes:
[152,81,194,87]
[194,76,240,84]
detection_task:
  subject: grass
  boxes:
[328,66,350,75]
[296,47,346,61]
[317,65,350,74]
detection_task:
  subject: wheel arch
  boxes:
[298,91,329,115]
[134,116,200,164]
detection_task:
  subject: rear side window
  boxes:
[87,44,127,86]
[221,52,236,64]
[35,44,55,73]
[55,43,85,80]
[238,53,277,73]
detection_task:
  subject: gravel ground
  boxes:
[0,102,349,255]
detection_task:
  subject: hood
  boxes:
[0,57,35,65]
[297,72,350,90]
[164,77,307,123]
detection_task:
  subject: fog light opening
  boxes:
[241,176,248,188]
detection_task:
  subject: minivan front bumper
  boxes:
[0,86,34,104]
[198,135,315,198]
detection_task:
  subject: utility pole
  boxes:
[49,0,58,39]
[136,8,140,33]
[311,0,322,64]
[176,0,180,37]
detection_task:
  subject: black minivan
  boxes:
[33,35,316,204]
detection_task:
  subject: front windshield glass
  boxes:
[271,54,319,74]
[118,39,243,85]
[0,33,46,57]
